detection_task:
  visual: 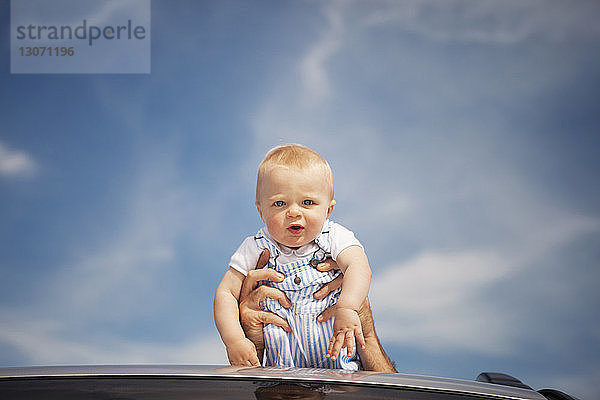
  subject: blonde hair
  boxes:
[256,144,334,201]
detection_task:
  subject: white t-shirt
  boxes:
[229,220,362,276]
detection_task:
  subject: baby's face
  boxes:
[256,165,335,248]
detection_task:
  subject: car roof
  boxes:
[0,365,545,400]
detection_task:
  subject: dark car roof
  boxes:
[0,365,546,400]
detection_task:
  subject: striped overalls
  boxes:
[254,225,360,370]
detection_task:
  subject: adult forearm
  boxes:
[358,336,397,373]
[357,297,397,373]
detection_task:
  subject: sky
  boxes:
[1,0,599,398]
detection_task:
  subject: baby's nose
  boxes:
[286,204,301,217]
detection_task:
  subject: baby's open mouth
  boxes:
[287,225,304,234]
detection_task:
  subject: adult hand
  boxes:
[312,258,344,302]
[239,249,291,362]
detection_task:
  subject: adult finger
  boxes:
[240,268,284,299]
[313,274,343,300]
[315,258,339,272]
[250,352,261,366]
[239,249,272,296]
[253,310,291,332]
[317,305,335,323]
[256,248,270,270]
[244,285,291,309]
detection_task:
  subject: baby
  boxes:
[214,144,372,369]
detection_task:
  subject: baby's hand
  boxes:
[326,307,366,361]
[226,338,260,367]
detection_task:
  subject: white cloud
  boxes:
[0,312,227,365]
[14,0,150,29]
[0,141,36,178]
[299,2,345,103]
[371,250,515,355]
[361,0,600,44]
[370,212,599,356]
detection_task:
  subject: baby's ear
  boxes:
[327,200,336,217]
[255,201,263,219]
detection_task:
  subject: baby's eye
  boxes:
[302,199,314,206]
[273,200,285,207]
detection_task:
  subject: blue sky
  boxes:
[1,0,599,398]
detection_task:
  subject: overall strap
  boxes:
[311,220,332,266]
[253,228,280,267]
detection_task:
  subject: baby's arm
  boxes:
[214,267,260,366]
[326,245,372,360]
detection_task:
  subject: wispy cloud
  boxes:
[362,0,600,44]
[372,250,514,355]
[13,0,149,28]
[298,2,345,103]
[0,310,227,365]
[371,211,600,356]
[0,141,36,178]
